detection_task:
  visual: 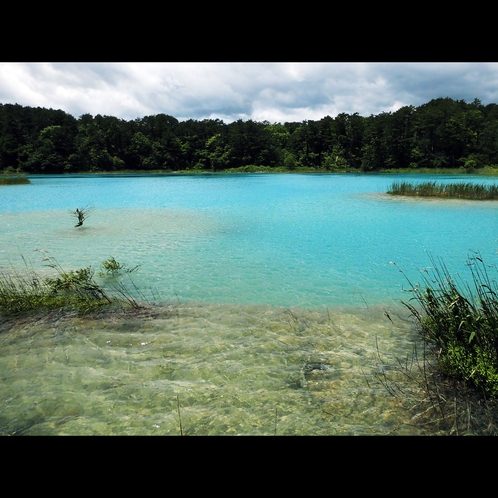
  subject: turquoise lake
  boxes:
[2,173,497,308]
[1,173,497,435]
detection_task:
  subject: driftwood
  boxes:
[72,206,92,227]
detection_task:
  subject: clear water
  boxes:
[1,173,497,435]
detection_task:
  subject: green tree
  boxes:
[176,118,226,169]
[334,112,365,169]
[200,133,233,170]
[283,150,298,170]
[72,114,117,171]
[18,125,76,173]
[361,113,389,171]
[322,145,348,170]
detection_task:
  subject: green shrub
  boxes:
[224,165,287,173]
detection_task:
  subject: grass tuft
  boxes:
[0,254,144,317]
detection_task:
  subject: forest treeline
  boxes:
[2,97,498,174]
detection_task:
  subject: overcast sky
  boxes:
[1,62,497,123]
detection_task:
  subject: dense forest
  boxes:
[1,97,498,174]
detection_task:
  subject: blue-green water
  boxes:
[1,173,497,435]
[1,173,497,307]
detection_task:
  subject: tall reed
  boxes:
[397,253,498,397]
[387,181,498,200]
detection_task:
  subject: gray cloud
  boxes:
[1,62,497,123]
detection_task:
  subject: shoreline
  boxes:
[19,166,498,176]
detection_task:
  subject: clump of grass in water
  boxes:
[0,177,30,185]
[396,253,498,397]
[0,254,143,316]
[387,180,498,200]
[98,256,140,276]
[1,167,30,185]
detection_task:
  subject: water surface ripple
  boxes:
[1,173,497,434]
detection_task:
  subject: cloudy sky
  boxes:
[1,62,497,123]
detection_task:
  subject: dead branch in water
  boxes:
[71,205,93,227]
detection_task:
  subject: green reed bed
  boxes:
[0,177,30,185]
[0,255,142,317]
[396,253,498,398]
[387,180,498,200]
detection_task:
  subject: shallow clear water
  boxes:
[1,173,497,434]
[1,303,422,435]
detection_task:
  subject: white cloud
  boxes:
[1,62,498,123]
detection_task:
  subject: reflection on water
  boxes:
[0,302,430,435]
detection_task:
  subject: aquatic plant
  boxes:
[396,253,498,397]
[98,256,140,276]
[0,254,143,316]
[1,166,30,185]
[387,181,498,200]
[0,177,30,185]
